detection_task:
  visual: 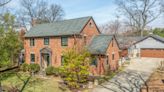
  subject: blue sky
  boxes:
[6,0,164,28]
[52,0,117,23]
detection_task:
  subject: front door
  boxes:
[42,53,50,69]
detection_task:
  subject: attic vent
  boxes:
[89,22,93,28]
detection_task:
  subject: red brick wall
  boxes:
[106,37,120,71]
[90,55,106,75]
[90,37,120,75]
[24,18,100,67]
[141,49,164,58]
[24,37,76,67]
[81,19,100,45]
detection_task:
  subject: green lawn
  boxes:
[1,71,70,92]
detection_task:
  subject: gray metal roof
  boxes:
[88,35,114,55]
[148,35,164,43]
[25,16,92,37]
[134,34,164,44]
[130,35,164,49]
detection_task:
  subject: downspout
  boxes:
[73,34,77,51]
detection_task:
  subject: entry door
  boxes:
[104,56,109,73]
[43,54,50,68]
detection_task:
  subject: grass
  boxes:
[1,65,126,92]
[1,71,70,92]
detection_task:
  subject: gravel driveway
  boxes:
[92,58,164,92]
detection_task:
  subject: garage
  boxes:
[129,35,164,58]
[141,49,164,58]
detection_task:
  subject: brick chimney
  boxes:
[19,27,26,42]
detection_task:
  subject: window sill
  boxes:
[30,62,35,64]
[30,46,35,48]
[61,46,68,48]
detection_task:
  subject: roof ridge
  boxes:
[149,34,164,42]
[62,16,92,22]
[32,16,92,27]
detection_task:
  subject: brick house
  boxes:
[24,16,120,75]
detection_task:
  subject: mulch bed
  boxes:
[141,70,164,92]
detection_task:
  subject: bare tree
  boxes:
[162,0,164,15]
[0,0,11,7]
[46,4,64,23]
[100,17,121,36]
[20,0,64,26]
[116,0,162,37]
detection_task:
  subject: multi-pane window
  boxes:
[91,58,97,67]
[112,54,115,60]
[61,37,68,46]
[61,56,65,65]
[30,54,35,63]
[30,38,35,46]
[44,38,49,45]
[84,36,87,45]
[106,56,109,64]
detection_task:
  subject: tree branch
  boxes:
[0,0,12,7]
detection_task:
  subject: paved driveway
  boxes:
[92,58,164,92]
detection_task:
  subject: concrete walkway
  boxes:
[92,58,164,92]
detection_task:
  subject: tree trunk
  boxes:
[140,29,143,37]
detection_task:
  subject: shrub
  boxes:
[20,63,29,72]
[28,64,40,73]
[60,48,91,89]
[0,60,11,68]
[45,66,59,76]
